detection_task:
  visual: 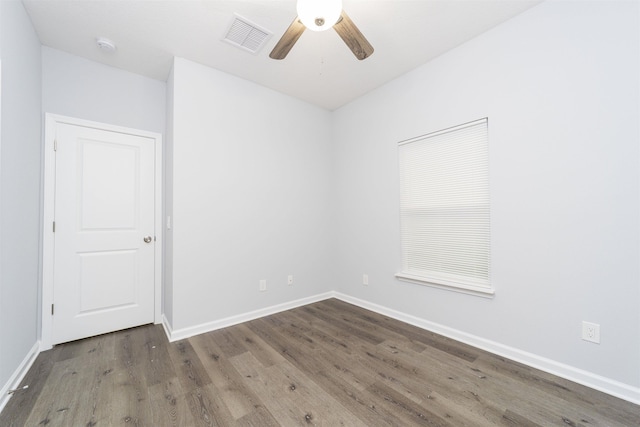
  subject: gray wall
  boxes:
[168,58,333,331]
[42,47,166,135]
[332,0,640,388]
[0,0,42,391]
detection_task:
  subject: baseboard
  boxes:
[166,292,335,342]
[333,292,640,405]
[0,341,41,414]
[161,314,174,342]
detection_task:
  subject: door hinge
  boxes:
[51,304,54,315]
[54,139,57,151]
[52,221,56,232]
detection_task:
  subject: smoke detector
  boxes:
[96,37,117,53]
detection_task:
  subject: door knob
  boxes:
[143,236,153,243]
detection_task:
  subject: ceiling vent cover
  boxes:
[223,14,272,54]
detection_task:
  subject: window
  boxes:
[396,118,493,297]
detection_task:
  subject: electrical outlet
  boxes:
[363,274,369,286]
[582,321,600,344]
[287,275,294,286]
[259,279,267,292]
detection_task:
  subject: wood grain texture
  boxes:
[2,299,638,426]
[269,17,306,60]
[333,10,374,60]
[148,378,194,427]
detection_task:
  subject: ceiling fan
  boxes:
[269,0,374,61]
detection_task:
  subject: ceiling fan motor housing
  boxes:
[297,0,342,31]
[270,0,373,61]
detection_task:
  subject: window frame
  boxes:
[395,118,493,298]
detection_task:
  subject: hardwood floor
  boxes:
[1,299,638,426]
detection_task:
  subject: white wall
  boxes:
[0,0,42,392]
[164,66,175,326]
[332,0,640,391]
[42,47,165,134]
[168,58,333,331]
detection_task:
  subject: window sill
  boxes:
[395,272,495,298]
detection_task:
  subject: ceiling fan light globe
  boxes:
[297,0,342,32]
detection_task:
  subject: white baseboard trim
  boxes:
[0,341,41,414]
[161,314,174,342]
[165,292,335,342]
[333,292,640,405]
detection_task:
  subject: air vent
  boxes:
[223,14,272,54]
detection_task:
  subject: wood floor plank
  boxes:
[110,360,153,425]
[279,308,445,411]
[148,377,195,427]
[190,331,265,420]
[474,353,640,426]
[460,357,632,427]
[115,323,176,387]
[227,323,287,367]
[418,390,500,427]
[320,298,479,362]
[23,353,116,426]
[114,323,151,368]
[2,302,638,426]
[280,309,358,355]
[206,328,248,358]
[363,336,514,424]
[277,310,376,392]
[230,351,368,426]
[229,351,307,426]
[54,330,116,363]
[167,339,213,392]
[235,404,280,427]
[366,380,452,426]
[276,312,437,406]
[298,303,386,346]
[185,384,236,427]
[276,309,516,425]
[248,313,376,392]
[20,360,76,426]
[0,350,56,427]
[266,359,369,427]
[391,337,630,427]
[255,304,593,427]
[501,409,544,426]
[245,317,413,426]
[368,333,626,427]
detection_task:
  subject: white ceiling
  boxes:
[22,0,541,110]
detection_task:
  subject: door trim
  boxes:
[41,113,163,350]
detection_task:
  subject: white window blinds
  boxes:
[397,118,492,296]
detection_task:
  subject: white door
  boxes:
[51,122,156,345]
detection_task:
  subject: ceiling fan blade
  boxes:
[333,10,374,60]
[269,17,306,60]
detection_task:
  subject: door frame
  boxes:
[41,113,163,350]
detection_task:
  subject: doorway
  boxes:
[41,114,162,348]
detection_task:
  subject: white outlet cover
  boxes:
[582,321,600,344]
